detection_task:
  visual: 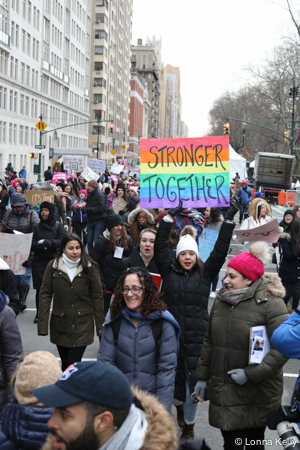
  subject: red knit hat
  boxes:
[227,242,269,282]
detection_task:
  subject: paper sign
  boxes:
[63,157,85,171]
[235,219,279,243]
[150,273,163,292]
[110,164,125,174]
[80,167,99,182]
[249,325,270,365]
[88,159,106,174]
[198,229,219,262]
[114,247,124,259]
[125,152,138,172]
[51,172,67,184]
[0,233,33,275]
[26,190,54,206]
[140,136,230,209]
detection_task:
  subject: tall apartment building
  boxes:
[166,64,181,138]
[131,38,160,139]
[159,63,171,138]
[89,0,132,161]
[0,0,91,179]
[128,66,146,155]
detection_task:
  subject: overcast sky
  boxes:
[132,0,292,137]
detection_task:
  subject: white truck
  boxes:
[254,152,295,203]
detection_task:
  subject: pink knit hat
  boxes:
[128,186,138,194]
[242,180,248,185]
[79,189,87,197]
[227,242,269,282]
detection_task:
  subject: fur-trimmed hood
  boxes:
[248,197,271,220]
[258,274,285,299]
[280,231,291,240]
[41,386,178,450]
[128,208,155,225]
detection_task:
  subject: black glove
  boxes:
[43,239,52,248]
[81,207,87,214]
[22,259,31,268]
[75,207,80,215]
[119,209,125,216]
[267,406,300,430]
[226,197,240,222]
[168,200,184,218]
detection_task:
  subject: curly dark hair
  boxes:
[208,207,222,223]
[110,267,167,320]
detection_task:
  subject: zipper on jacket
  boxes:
[223,305,234,430]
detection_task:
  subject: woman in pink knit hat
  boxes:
[194,242,288,450]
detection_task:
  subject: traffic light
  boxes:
[284,131,290,143]
[29,152,37,159]
[223,123,230,135]
[110,122,114,134]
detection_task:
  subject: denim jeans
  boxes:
[15,266,32,286]
[173,379,198,423]
[87,220,105,258]
[239,204,249,223]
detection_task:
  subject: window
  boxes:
[94,78,106,88]
[95,46,107,56]
[19,125,23,144]
[21,62,25,83]
[9,90,13,111]
[96,0,108,7]
[33,6,36,27]
[36,10,40,30]
[3,88,6,110]
[28,1,31,23]
[94,61,107,72]
[14,92,17,112]
[15,25,19,48]
[11,22,15,45]
[27,33,31,56]
[95,30,107,40]
[43,17,50,42]
[21,29,26,52]
[2,122,6,143]
[25,96,29,115]
[20,94,24,114]
[93,94,105,103]
[32,37,35,59]
[13,125,17,144]
[14,59,18,79]
[26,65,30,85]
[22,0,26,18]
[24,127,28,145]
[9,123,12,144]
[95,13,108,24]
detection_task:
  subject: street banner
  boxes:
[140,136,230,208]
[51,172,67,184]
[26,190,54,206]
[198,229,219,262]
[80,167,99,182]
[125,152,138,172]
[0,233,33,275]
[235,219,279,243]
[88,159,106,174]
[63,157,85,171]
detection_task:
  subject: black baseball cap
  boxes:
[31,361,133,410]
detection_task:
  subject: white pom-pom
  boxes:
[180,225,197,240]
[248,241,270,267]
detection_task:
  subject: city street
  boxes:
[16,205,298,449]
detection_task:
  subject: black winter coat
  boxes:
[128,195,140,212]
[31,220,66,290]
[278,233,300,283]
[154,219,234,401]
[122,246,159,273]
[0,403,54,450]
[0,192,9,222]
[94,233,133,292]
[85,189,106,222]
[0,259,19,315]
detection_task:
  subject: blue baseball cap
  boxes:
[31,361,133,410]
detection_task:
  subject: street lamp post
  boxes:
[288,80,299,156]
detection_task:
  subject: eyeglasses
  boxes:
[122,286,144,295]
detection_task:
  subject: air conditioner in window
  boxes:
[94,100,98,104]
[93,130,96,134]
[96,19,100,23]
[94,82,97,87]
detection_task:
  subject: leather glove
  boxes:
[81,207,87,214]
[43,239,52,248]
[191,380,208,402]
[168,200,183,218]
[22,259,31,268]
[227,369,248,385]
[119,209,125,216]
[75,207,80,215]
[64,225,69,230]
[225,197,240,222]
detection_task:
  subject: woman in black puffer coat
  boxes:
[154,201,237,440]
[31,202,66,324]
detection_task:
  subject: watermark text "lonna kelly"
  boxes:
[235,437,299,447]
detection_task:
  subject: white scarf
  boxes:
[62,253,80,282]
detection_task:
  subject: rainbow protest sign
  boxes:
[140,136,230,208]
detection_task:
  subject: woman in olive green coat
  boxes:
[194,242,288,450]
[38,233,104,370]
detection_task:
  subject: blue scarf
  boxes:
[124,306,181,351]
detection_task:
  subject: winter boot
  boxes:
[179,422,195,441]
[175,403,185,429]
[34,290,39,323]
[19,284,29,312]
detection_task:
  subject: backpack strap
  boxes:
[151,318,164,361]
[51,260,55,276]
[111,315,122,344]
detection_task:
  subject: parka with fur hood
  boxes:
[196,271,288,431]
[127,208,155,246]
[41,386,178,450]
[240,197,272,230]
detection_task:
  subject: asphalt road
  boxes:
[16,205,299,449]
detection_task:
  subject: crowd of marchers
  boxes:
[0,165,300,449]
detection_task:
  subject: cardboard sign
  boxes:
[80,167,99,182]
[63,157,85,171]
[26,190,54,206]
[140,136,230,208]
[198,229,219,262]
[0,233,33,275]
[51,172,67,184]
[125,152,138,172]
[235,219,279,243]
[88,159,106,174]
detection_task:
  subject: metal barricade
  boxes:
[286,190,296,207]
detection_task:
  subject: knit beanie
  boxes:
[79,189,87,197]
[254,192,264,198]
[105,214,123,230]
[284,209,295,219]
[228,241,269,282]
[242,180,248,185]
[176,228,198,258]
[87,180,98,189]
[116,182,126,193]
[128,186,138,194]
[13,351,62,406]
[56,182,65,191]
[18,182,27,192]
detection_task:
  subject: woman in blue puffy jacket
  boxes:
[98,267,180,412]
[0,351,62,450]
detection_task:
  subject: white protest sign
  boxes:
[0,233,33,275]
[80,167,99,182]
[235,219,279,243]
[63,157,85,171]
[125,152,138,171]
[110,164,125,174]
[88,159,106,174]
